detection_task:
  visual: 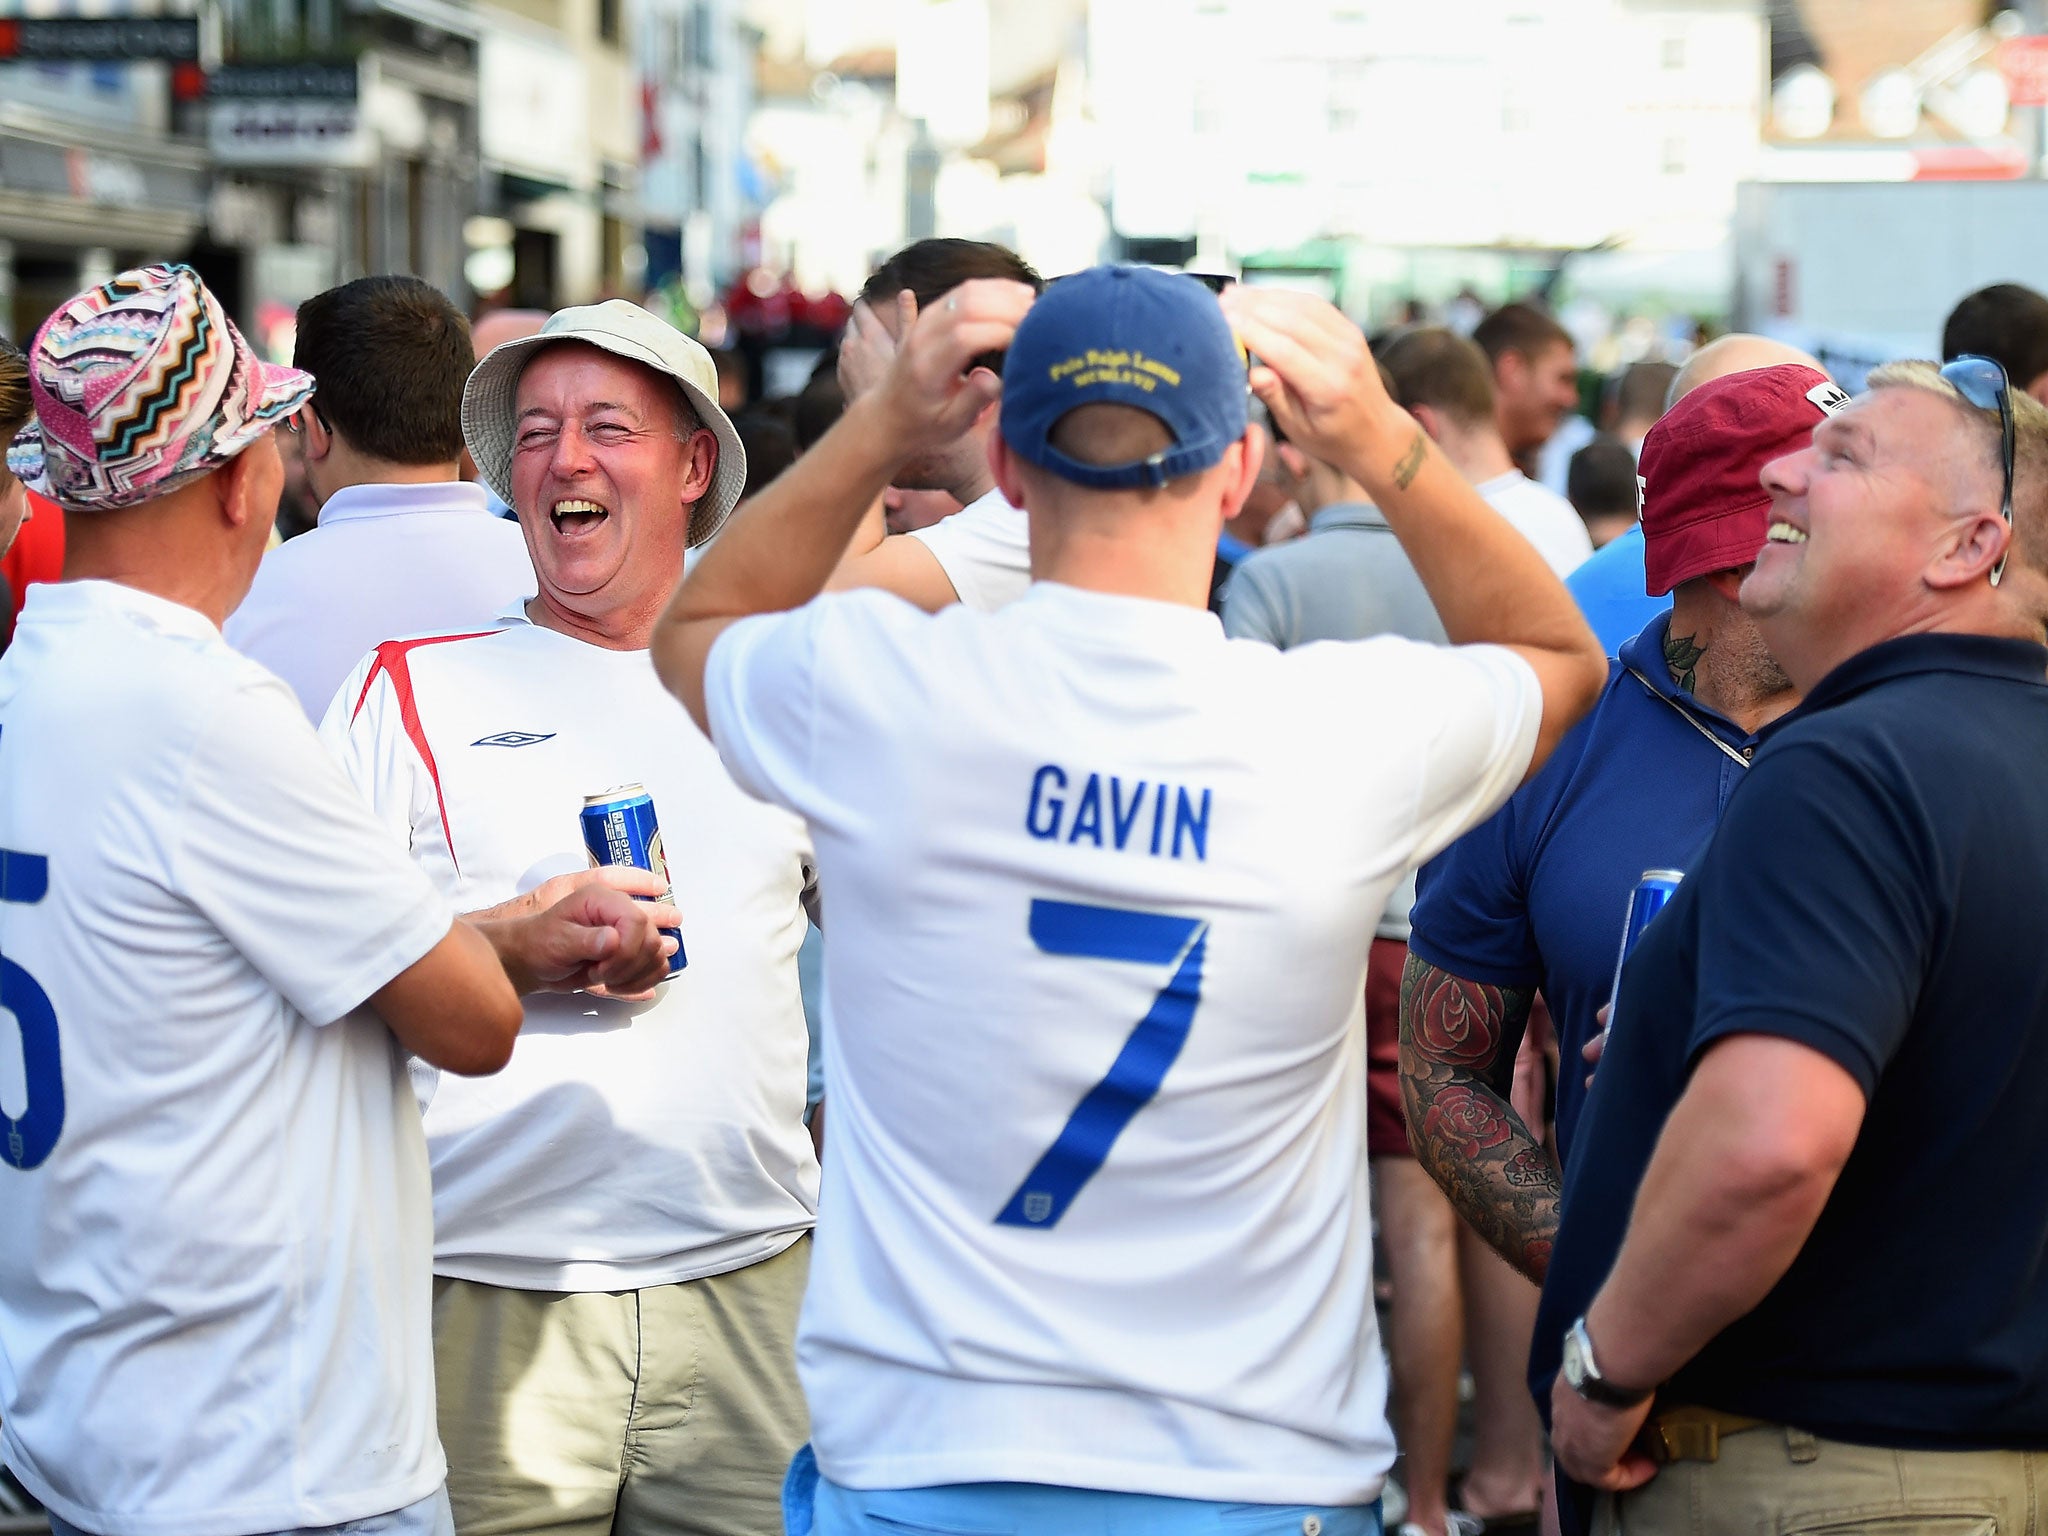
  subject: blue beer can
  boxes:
[1604,869,1683,1030]
[579,784,687,977]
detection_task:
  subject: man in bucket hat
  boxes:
[0,266,669,1536]
[322,298,819,1536]
[1397,366,1846,1536]
[1402,361,1846,1293]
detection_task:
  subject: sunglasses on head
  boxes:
[1939,354,2014,588]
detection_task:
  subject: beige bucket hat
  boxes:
[463,299,745,548]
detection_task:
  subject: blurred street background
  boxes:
[5,3,2048,1532]
[2,0,2047,392]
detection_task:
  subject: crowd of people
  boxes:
[0,240,2045,1536]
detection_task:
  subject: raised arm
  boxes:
[822,517,965,611]
[821,296,972,611]
[1220,288,1605,777]
[653,279,1037,732]
[1397,953,1556,1282]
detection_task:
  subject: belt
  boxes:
[1645,1405,1769,1464]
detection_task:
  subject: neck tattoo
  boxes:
[1664,630,1706,694]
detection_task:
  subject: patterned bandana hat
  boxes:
[0,337,35,486]
[3,432,42,486]
[19,263,314,513]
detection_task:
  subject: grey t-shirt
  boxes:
[1222,502,1443,939]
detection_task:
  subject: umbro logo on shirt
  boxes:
[472,731,557,748]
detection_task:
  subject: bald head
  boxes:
[1669,334,1825,410]
[471,308,548,363]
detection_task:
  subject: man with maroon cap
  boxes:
[1398,360,1847,1284]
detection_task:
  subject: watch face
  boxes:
[1561,1324,1591,1390]
[1561,1320,1650,1408]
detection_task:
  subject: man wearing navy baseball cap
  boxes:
[653,266,1605,1536]
[997,265,1251,488]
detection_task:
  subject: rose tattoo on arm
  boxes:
[1398,956,1561,1283]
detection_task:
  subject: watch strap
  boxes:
[1568,1317,1654,1409]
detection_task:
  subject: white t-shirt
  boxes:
[0,582,454,1536]
[704,582,1541,1505]
[905,487,1029,611]
[1476,468,1594,578]
[1535,411,1598,496]
[226,480,537,720]
[322,613,818,1291]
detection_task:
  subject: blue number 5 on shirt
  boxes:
[995,899,1208,1229]
[0,727,63,1172]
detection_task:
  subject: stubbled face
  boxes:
[1744,389,1984,647]
[1500,340,1581,452]
[882,484,960,535]
[510,344,715,633]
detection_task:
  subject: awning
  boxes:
[0,124,208,251]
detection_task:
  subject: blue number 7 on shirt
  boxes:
[995,899,1208,1229]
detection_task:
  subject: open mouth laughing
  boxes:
[550,497,610,534]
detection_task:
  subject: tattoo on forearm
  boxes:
[1664,630,1706,694]
[1392,431,1426,490]
[1398,953,1561,1283]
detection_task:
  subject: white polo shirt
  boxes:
[906,487,1029,611]
[226,480,536,720]
[703,582,1541,1505]
[323,613,818,1291]
[0,581,454,1536]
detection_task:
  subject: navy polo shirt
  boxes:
[1536,633,2048,1486]
[1409,610,1788,1155]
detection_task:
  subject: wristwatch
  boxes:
[1561,1316,1654,1409]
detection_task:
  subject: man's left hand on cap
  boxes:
[867,279,1036,459]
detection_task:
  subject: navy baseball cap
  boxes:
[1000,265,1247,490]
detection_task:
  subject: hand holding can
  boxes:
[580,785,688,979]
[1602,870,1683,1047]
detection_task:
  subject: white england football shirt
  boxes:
[704,582,1541,1505]
[905,487,1029,611]
[0,581,454,1536]
[323,613,817,1290]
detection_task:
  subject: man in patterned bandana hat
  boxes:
[0,268,668,1536]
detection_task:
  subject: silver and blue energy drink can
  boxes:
[1604,869,1683,1031]
[579,784,687,977]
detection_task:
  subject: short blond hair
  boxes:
[1868,359,2048,580]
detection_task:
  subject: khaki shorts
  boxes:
[433,1238,809,1536]
[1597,1418,2042,1536]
